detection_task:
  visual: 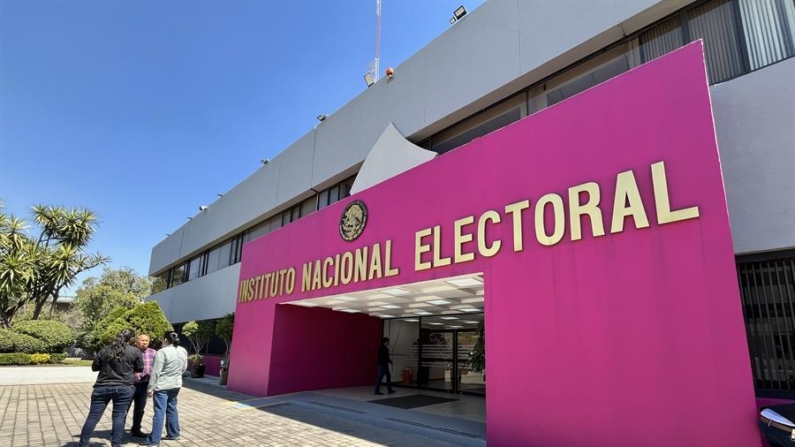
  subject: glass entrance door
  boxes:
[419,330,455,392]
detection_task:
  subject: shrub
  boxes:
[12,320,74,353]
[98,302,173,349]
[0,329,45,354]
[88,306,130,352]
[49,353,67,364]
[0,353,32,365]
[30,353,50,364]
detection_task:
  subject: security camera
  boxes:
[199,206,208,211]
[260,158,269,165]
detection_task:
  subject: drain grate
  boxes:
[385,417,483,439]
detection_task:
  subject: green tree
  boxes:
[74,267,152,328]
[0,202,109,327]
[215,313,234,358]
[182,320,215,363]
[97,301,173,350]
[468,321,485,376]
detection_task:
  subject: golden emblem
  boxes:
[340,200,368,241]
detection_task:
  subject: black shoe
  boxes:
[131,431,148,438]
[388,390,396,394]
[374,392,384,395]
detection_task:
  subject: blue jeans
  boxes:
[375,365,394,393]
[149,388,180,444]
[79,385,134,447]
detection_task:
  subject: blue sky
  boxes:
[0,0,484,289]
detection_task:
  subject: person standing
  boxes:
[374,337,396,395]
[129,334,157,438]
[79,328,143,447]
[140,332,188,447]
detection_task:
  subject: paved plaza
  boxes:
[0,380,466,447]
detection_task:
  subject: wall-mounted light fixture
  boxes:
[364,72,375,87]
[199,205,208,211]
[317,114,328,122]
[450,5,467,24]
[217,193,224,197]
[186,217,193,220]
[260,158,269,165]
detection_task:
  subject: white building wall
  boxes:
[711,57,795,255]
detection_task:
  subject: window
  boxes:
[152,271,170,294]
[739,0,795,70]
[187,254,204,281]
[432,94,526,155]
[318,189,330,210]
[246,220,271,243]
[688,0,745,83]
[170,263,187,287]
[230,235,244,264]
[300,196,316,219]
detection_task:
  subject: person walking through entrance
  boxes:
[375,337,396,395]
[78,328,143,447]
[129,334,156,438]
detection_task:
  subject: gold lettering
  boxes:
[535,193,565,246]
[302,262,312,292]
[478,210,502,257]
[415,228,432,271]
[432,225,452,267]
[322,257,333,288]
[341,252,354,284]
[333,254,340,287]
[504,200,530,252]
[247,279,255,302]
[611,170,650,233]
[384,240,400,277]
[286,268,295,294]
[278,269,287,296]
[454,216,476,263]
[569,182,605,241]
[368,243,383,280]
[354,247,369,283]
[312,260,322,291]
[651,161,700,225]
[270,271,279,297]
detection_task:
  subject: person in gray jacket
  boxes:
[140,331,188,447]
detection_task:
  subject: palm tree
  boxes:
[0,203,108,327]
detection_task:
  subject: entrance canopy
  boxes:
[284,274,484,319]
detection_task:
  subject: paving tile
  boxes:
[0,382,461,447]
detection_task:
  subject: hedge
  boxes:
[0,353,32,365]
[0,329,45,354]
[30,353,50,364]
[49,353,67,364]
[12,320,74,353]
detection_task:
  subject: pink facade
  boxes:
[229,42,760,446]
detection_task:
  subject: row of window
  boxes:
[421,0,795,155]
[152,175,356,293]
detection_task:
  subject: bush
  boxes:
[0,329,45,354]
[88,306,130,352]
[12,320,74,353]
[98,302,173,349]
[0,353,32,365]
[49,353,67,364]
[30,353,50,364]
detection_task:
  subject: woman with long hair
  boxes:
[79,328,144,447]
[140,331,188,446]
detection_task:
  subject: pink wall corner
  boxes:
[267,305,382,395]
[226,300,277,396]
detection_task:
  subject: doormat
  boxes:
[369,394,458,409]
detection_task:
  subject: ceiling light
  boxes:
[408,303,432,308]
[341,309,360,313]
[463,308,481,312]
[336,296,357,301]
[463,320,479,324]
[383,288,411,296]
[462,297,485,304]
[380,304,400,309]
[448,325,463,329]
[414,311,432,316]
[440,316,458,320]
[447,277,482,287]
[427,299,452,305]
[292,301,319,307]
[376,314,395,318]
[428,322,443,325]
[404,319,419,322]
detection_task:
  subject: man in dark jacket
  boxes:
[375,337,396,395]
